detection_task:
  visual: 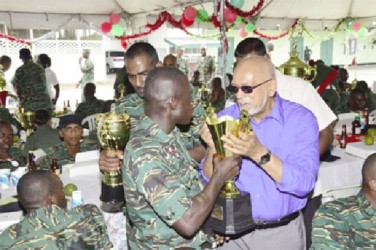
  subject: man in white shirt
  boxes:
[37,54,60,106]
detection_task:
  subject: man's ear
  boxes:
[168,96,178,110]
[44,194,56,206]
[369,179,376,192]
[58,129,63,138]
[268,79,277,97]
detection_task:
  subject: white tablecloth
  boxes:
[313,146,363,201]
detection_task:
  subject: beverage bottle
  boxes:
[67,100,72,113]
[339,125,347,149]
[359,111,366,134]
[364,108,369,128]
[50,158,60,176]
[28,151,37,171]
[352,115,361,135]
[63,101,67,113]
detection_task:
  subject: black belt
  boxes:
[254,211,300,229]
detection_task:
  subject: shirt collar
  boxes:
[357,190,376,216]
[248,92,284,124]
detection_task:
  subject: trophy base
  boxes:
[100,182,125,213]
[205,191,254,235]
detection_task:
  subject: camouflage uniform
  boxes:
[75,96,105,118]
[22,124,61,157]
[0,204,113,249]
[122,116,208,249]
[79,59,94,87]
[311,191,376,249]
[112,92,205,150]
[11,61,52,112]
[37,141,99,170]
[177,57,189,76]
[113,66,135,98]
[0,106,23,131]
[0,147,26,171]
[195,56,215,87]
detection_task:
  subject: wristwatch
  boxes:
[257,150,271,166]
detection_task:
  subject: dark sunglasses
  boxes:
[227,78,272,94]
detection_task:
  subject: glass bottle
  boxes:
[339,125,347,149]
[63,101,67,114]
[352,115,361,135]
[50,158,60,176]
[67,100,72,113]
[28,151,37,171]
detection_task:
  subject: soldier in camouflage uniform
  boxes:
[311,153,376,249]
[37,114,99,169]
[0,121,26,171]
[110,42,206,158]
[0,106,23,132]
[177,47,189,77]
[122,67,240,249]
[75,83,105,118]
[11,48,52,112]
[195,47,215,87]
[0,170,113,249]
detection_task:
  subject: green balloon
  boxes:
[196,9,209,22]
[357,27,368,38]
[245,23,255,33]
[235,16,242,25]
[111,24,124,37]
[230,0,244,8]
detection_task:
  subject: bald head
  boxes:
[362,153,376,186]
[144,67,188,106]
[234,56,275,81]
[18,170,67,212]
[163,54,178,68]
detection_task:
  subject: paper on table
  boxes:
[69,150,100,177]
[345,141,376,159]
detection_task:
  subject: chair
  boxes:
[82,114,99,131]
[321,184,361,204]
[51,118,60,129]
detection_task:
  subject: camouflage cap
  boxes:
[58,115,83,129]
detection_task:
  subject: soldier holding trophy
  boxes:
[201,56,319,249]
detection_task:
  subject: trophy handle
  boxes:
[304,64,317,81]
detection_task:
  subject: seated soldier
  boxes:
[75,83,104,119]
[37,114,99,169]
[22,109,61,157]
[355,80,376,112]
[0,106,23,132]
[190,70,203,89]
[0,121,25,170]
[335,88,367,114]
[211,86,225,113]
[0,170,113,249]
[311,153,376,249]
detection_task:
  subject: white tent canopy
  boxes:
[0,0,375,31]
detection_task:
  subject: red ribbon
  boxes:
[0,32,31,45]
[317,69,338,95]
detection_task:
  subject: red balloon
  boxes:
[110,13,121,24]
[183,7,197,21]
[182,16,194,26]
[101,22,112,33]
[224,8,237,23]
[239,26,248,38]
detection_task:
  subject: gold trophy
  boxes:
[15,111,35,136]
[96,112,130,212]
[205,110,254,235]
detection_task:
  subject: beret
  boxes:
[58,115,83,129]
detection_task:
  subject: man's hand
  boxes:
[215,234,230,246]
[200,123,216,152]
[222,131,265,161]
[212,154,241,182]
[99,150,124,173]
